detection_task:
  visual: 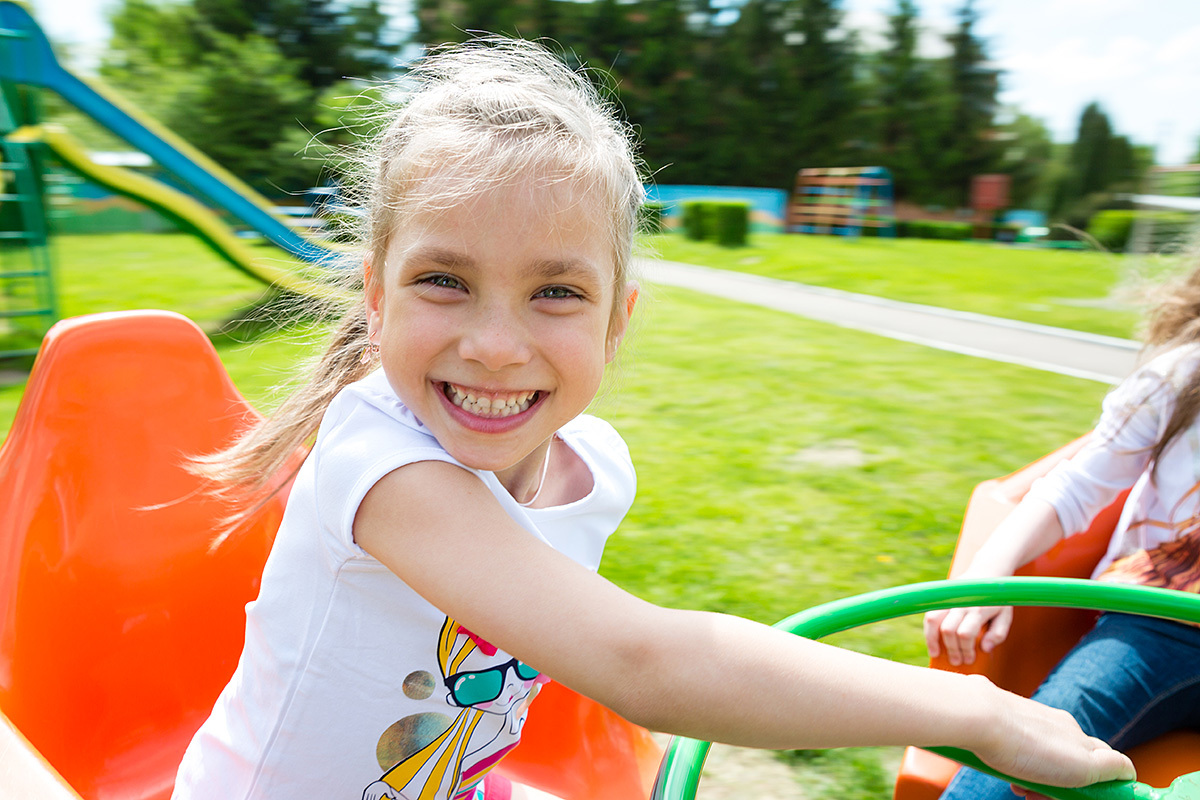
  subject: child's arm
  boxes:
[354,461,1134,790]
[924,367,1168,666]
[924,497,1064,665]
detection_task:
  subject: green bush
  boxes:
[1086,210,1136,251]
[713,202,750,247]
[681,201,709,241]
[681,201,750,246]
[898,220,972,241]
[1086,210,1196,252]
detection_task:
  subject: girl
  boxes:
[172,39,1133,800]
[926,252,1200,800]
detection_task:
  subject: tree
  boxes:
[993,111,1053,209]
[194,0,403,88]
[940,0,1000,205]
[1050,102,1149,222]
[101,0,324,195]
[869,0,952,203]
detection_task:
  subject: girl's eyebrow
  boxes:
[406,247,603,282]
[407,246,474,269]
[527,258,604,282]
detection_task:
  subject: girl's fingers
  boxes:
[923,610,949,657]
[981,607,1014,653]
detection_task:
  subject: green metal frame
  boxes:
[651,578,1200,800]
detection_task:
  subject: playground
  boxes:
[5,1,1200,799]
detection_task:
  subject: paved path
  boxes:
[639,258,1142,385]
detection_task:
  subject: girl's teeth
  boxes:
[446,385,537,418]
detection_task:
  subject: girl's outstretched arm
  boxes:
[354,461,1134,789]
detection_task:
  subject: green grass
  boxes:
[649,232,1150,339]
[0,231,1117,798]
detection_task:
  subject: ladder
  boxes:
[0,24,56,359]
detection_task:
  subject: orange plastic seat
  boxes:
[0,310,660,800]
[893,437,1200,800]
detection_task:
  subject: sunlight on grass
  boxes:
[650,232,1145,339]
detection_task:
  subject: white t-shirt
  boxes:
[1028,343,1200,583]
[172,369,636,800]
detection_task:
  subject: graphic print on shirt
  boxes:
[1101,527,1200,596]
[362,617,548,800]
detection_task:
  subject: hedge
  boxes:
[681,200,750,246]
[897,220,973,240]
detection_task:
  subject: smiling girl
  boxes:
[170,39,1134,800]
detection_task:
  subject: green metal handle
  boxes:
[650,577,1200,800]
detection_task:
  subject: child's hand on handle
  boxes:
[924,604,1014,665]
[967,680,1135,791]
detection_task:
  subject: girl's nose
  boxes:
[458,307,533,370]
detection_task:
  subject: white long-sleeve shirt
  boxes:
[1028,343,1200,587]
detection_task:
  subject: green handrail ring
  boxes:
[649,577,1200,800]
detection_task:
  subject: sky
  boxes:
[35,0,1200,166]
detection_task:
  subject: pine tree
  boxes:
[941,0,1000,205]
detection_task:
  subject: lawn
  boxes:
[649,232,1159,340]
[0,231,1116,798]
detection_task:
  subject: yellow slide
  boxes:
[13,125,342,301]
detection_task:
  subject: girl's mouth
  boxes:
[442,382,541,419]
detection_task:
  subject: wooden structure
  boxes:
[787,166,896,237]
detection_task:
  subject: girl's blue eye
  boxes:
[422,274,464,290]
[535,286,578,300]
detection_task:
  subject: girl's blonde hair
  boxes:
[196,38,645,524]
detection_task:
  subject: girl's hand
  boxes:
[924,605,1014,665]
[971,680,1135,789]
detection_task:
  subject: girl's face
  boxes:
[366,176,632,493]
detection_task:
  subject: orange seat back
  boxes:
[894,436,1200,799]
[0,311,292,800]
[0,310,660,800]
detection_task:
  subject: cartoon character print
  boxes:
[362,617,548,800]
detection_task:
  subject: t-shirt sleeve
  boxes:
[311,394,459,554]
[1027,366,1172,535]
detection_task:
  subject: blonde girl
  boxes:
[171,38,1133,800]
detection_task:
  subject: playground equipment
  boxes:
[651,577,1200,800]
[0,38,54,356]
[786,166,896,237]
[0,310,662,800]
[0,1,339,355]
[653,435,1200,800]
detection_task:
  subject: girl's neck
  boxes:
[499,438,556,508]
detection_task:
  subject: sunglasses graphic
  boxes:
[445,658,540,707]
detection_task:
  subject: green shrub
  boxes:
[898,220,972,240]
[681,201,750,246]
[681,201,709,241]
[713,202,750,247]
[1086,210,1136,251]
[639,202,666,235]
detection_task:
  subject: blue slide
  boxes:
[0,0,333,266]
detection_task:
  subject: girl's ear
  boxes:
[364,255,383,345]
[606,281,639,363]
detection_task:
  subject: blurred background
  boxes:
[34,0,1200,220]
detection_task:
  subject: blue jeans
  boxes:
[939,612,1200,800]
